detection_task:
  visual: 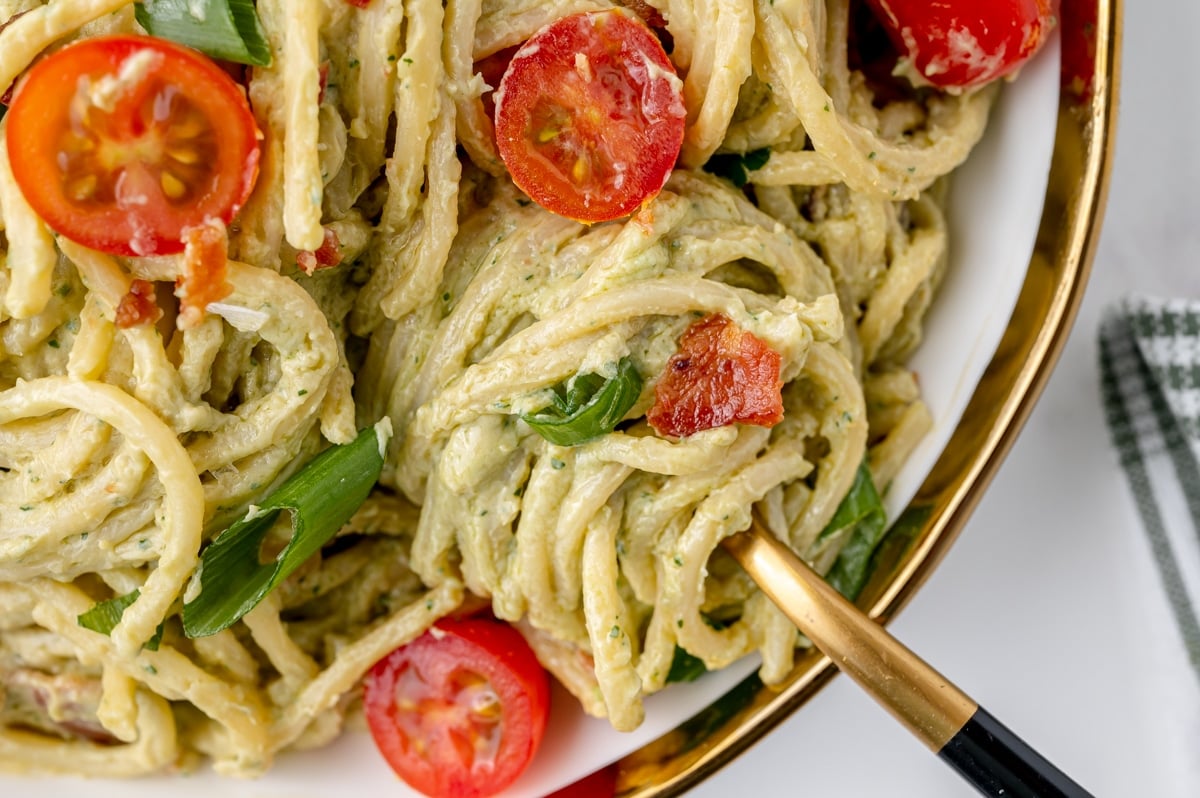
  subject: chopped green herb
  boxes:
[550,458,566,470]
[609,625,621,639]
[47,339,60,349]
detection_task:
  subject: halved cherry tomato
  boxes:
[1059,0,1097,101]
[863,0,1059,90]
[5,35,260,256]
[647,314,784,438]
[493,9,686,223]
[363,617,551,798]
[545,763,619,798]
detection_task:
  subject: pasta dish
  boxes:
[0,0,1056,793]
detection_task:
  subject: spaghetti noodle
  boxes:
[0,0,1007,778]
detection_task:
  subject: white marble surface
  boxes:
[692,2,1200,796]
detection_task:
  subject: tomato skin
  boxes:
[493,9,685,223]
[545,764,619,798]
[647,314,784,438]
[1059,0,1096,100]
[363,618,550,798]
[5,35,260,256]
[864,0,1059,90]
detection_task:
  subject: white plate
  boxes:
[2,35,1060,798]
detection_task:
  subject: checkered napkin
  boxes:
[1099,296,1200,682]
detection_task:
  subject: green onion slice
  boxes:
[181,421,391,637]
[821,461,888,601]
[77,590,163,651]
[136,0,271,67]
[520,357,643,447]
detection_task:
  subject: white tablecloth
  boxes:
[693,2,1200,795]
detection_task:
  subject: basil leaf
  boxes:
[821,461,888,601]
[521,357,642,446]
[817,461,883,543]
[828,503,932,603]
[77,590,163,651]
[703,147,771,188]
[137,0,272,67]
[182,422,390,637]
[666,645,707,683]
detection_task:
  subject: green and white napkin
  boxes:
[1100,297,1200,682]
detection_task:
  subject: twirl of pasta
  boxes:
[0,0,1002,780]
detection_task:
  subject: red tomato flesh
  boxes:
[363,618,550,798]
[493,9,685,223]
[5,35,260,256]
[647,314,784,438]
[864,0,1059,90]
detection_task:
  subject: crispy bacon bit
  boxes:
[176,218,232,329]
[647,314,784,438]
[344,0,371,7]
[296,227,343,275]
[2,668,116,744]
[317,60,331,104]
[619,0,668,30]
[114,279,163,329]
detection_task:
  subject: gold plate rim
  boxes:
[609,3,1123,795]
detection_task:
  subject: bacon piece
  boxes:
[619,0,668,30]
[1,668,116,744]
[176,219,232,329]
[296,226,343,275]
[114,279,163,328]
[344,0,371,7]
[647,314,784,438]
